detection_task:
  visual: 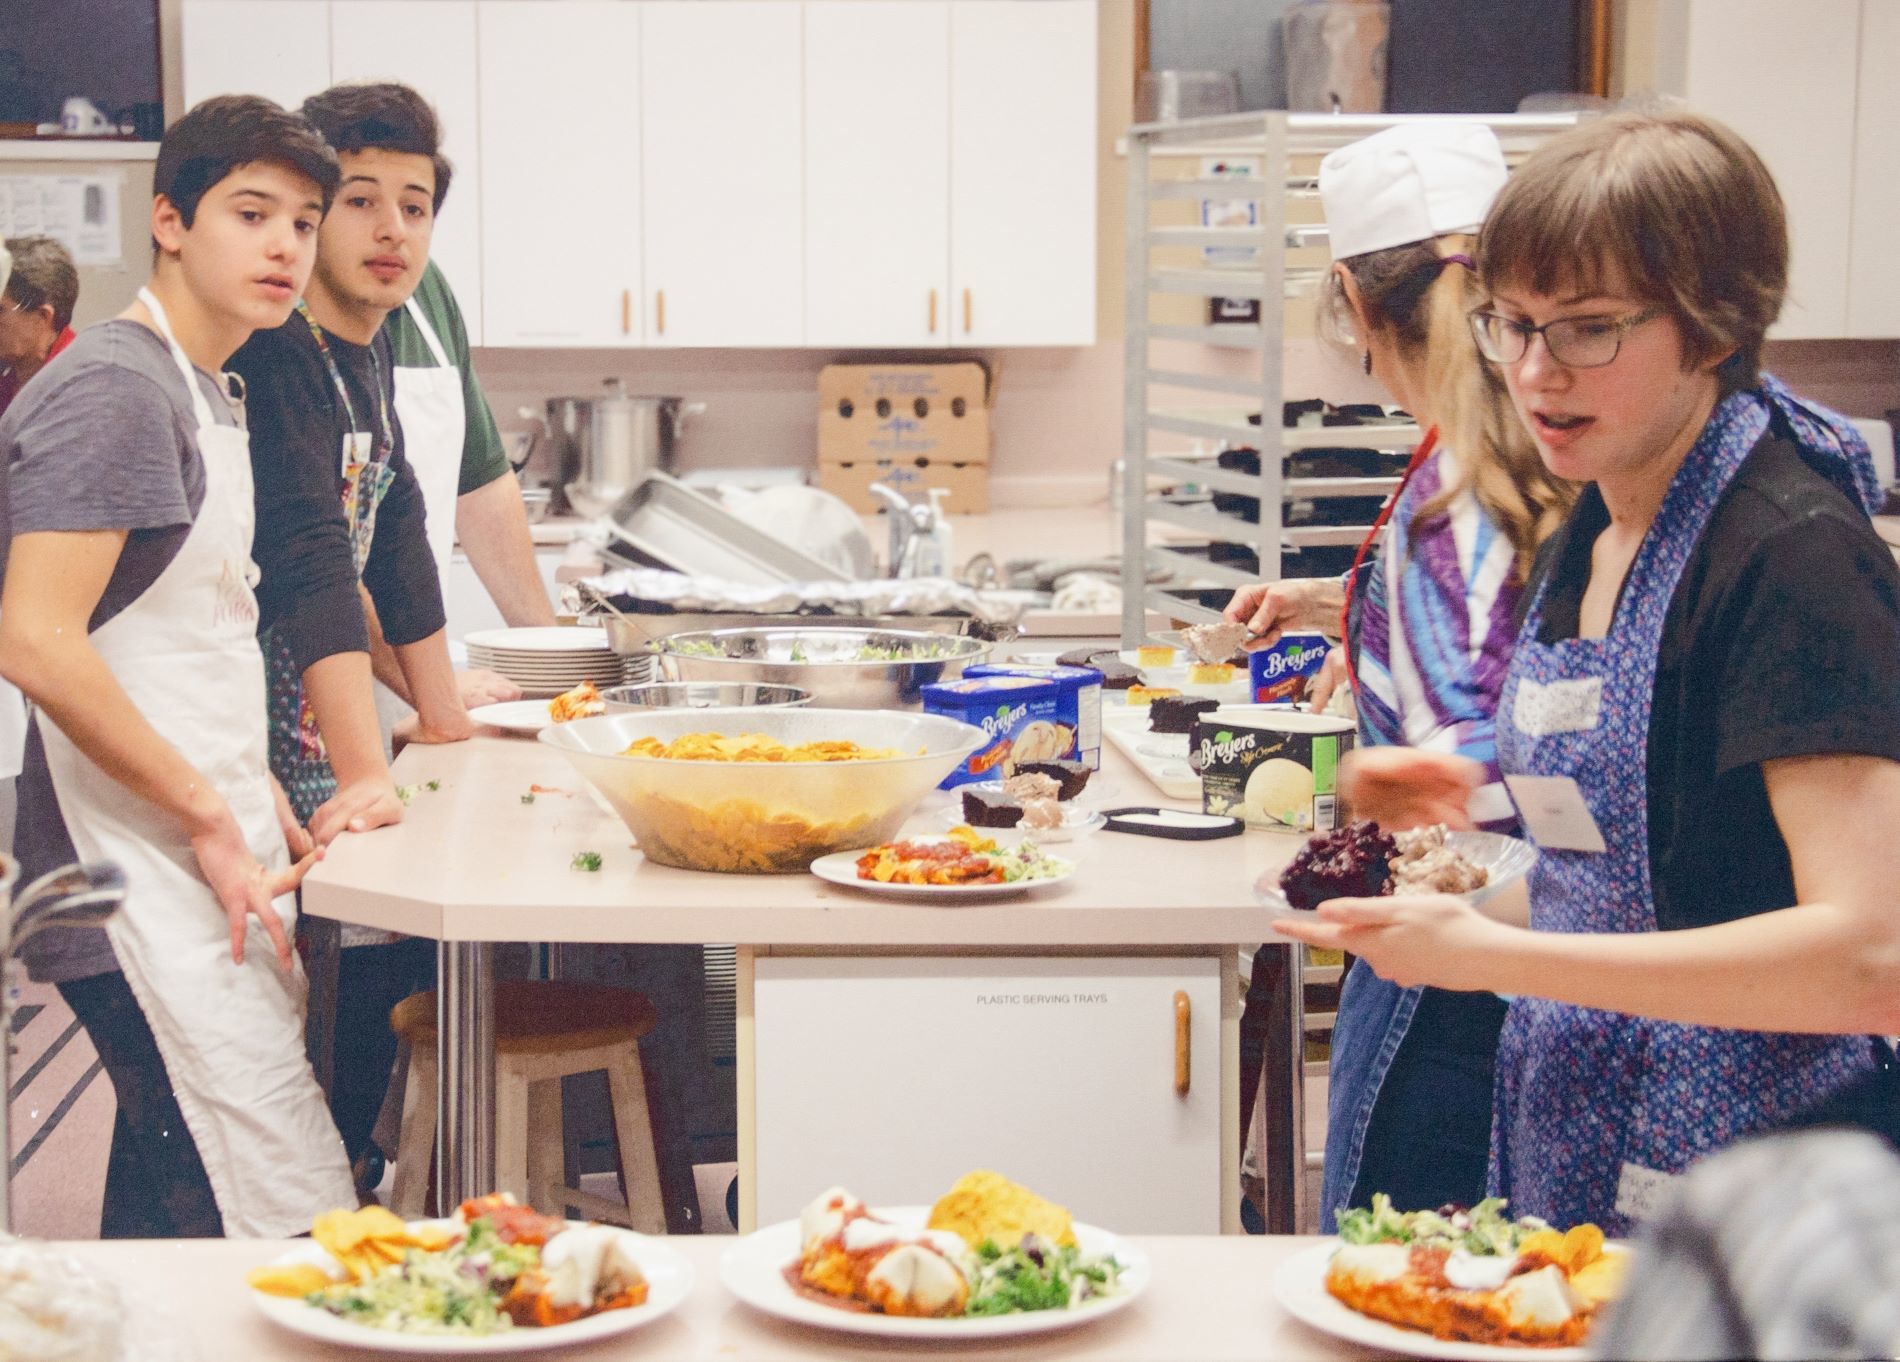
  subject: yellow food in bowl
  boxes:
[928,1170,1077,1250]
[620,731,902,762]
[627,789,892,873]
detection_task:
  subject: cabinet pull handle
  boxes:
[928,288,938,334]
[656,290,666,337]
[962,287,972,334]
[1173,990,1191,1096]
[621,288,631,336]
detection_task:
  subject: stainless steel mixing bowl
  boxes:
[641,627,990,710]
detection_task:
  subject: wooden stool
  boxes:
[388,980,669,1233]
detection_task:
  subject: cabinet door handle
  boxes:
[621,288,631,336]
[928,288,938,334]
[656,290,667,336]
[962,287,972,334]
[1173,990,1191,1096]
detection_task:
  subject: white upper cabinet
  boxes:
[1680,0,1858,338]
[1849,1,1900,338]
[803,1,950,347]
[640,2,805,347]
[949,0,1097,346]
[180,0,331,113]
[330,2,486,344]
[478,1,643,347]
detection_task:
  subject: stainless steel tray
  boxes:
[604,472,849,585]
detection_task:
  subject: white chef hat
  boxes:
[1320,122,1508,261]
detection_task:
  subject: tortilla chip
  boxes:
[247,1264,338,1298]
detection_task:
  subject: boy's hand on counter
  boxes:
[1224,577,1343,646]
[395,707,475,748]
[310,777,406,846]
[457,668,522,708]
[1339,747,1483,831]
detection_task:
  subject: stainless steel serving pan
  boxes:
[604,472,849,585]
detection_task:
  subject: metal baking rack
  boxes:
[1119,110,1585,647]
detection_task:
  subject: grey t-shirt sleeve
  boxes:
[7,364,196,536]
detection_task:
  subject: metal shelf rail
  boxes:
[1119,110,1583,648]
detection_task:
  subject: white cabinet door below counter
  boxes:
[753,955,1222,1233]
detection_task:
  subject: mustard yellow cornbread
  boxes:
[927,1170,1077,1249]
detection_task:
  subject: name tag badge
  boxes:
[340,429,373,474]
[1613,1161,1678,1222]
[1503,775,1607,853]
[1512,676,1604,737]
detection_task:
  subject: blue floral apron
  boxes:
[1490,377,1882,1234]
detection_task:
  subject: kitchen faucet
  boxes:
[868,484,949,578]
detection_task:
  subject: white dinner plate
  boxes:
[1271,1240,1604,1361]
[249,1225,693,1355]
[464,627,613,654]
[1254,830,1538,917]
[720,1207,1148,1340]
[468,700,558,734]
[808,842,1077,900]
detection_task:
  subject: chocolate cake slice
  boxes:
[1055,647,1142,690]
[961,786,1024,827]
[1012,759,1091,801]
[1149,695,1221,734]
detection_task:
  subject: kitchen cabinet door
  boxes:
[1849,0,1900,338]
[640,2,804,347]
[948,0,1097,347]
[753,955,1224,1233]
[330,1,485,344]
[803,1,950,347]
[180,0,331,112]
[1681,0,1858,338]
[478,2,643,347]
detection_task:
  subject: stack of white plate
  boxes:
[462,627,632,697]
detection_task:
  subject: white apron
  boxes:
[393,296,467,578]
[34,289,354,1235]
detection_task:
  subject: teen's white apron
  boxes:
[393,296,467,577]
[34,288,354,1235]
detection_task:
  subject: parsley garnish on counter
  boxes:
[571,851,603,872]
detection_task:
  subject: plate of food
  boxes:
[246,1196,692,1353]
[471,682,607,735]
[1271,1196,1627,1359]
[1257,822,1536,917]
[720,1172,1147,1339]
[809,827,1076,900]
[937,804,1104,843]
[939,763,1110,843]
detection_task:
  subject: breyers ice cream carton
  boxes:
[922,675,1063,788]
[1192,710,1356,831]
[1249,631,1330,705]
[962,662,1103,769]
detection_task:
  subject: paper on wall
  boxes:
[0,173,123,267]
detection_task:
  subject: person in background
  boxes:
[0,95,350,1237]
[231,81,473,1188]
[0,235,80,422]
[298,85,546,706]
[1277,111,1900,1235]
[1228,124,1574,1232]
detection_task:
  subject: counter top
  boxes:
[60,1235,1380,1361]
[301,735,1300,948]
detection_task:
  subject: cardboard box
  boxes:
[818,362,991,467]
[815,458,990,514]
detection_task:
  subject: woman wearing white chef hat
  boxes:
[1225,121,1573,1232]
[1277,111,1900,1237]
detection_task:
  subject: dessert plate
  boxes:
[1255,830,1537,916]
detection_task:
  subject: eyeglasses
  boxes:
[1469,307,1662,369]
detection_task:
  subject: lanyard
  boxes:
[1340,423,1440,697]
[295,301,391,468]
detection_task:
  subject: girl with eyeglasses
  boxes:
[1224,123,1573,1233]
[1277,111,1900,1234]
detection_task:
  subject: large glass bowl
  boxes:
[539,707,987,873]
[642,627,991,710]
